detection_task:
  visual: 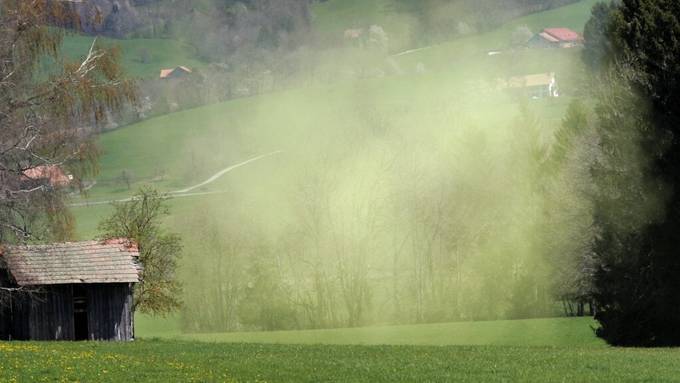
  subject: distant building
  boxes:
[21,165,73,189]
[159,66,193,79]
[0,239,141,341]
[498,72,559,98]
[528,28,583,48]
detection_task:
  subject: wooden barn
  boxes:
[0,239,141,341]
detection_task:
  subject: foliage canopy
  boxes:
[98,188,183,316]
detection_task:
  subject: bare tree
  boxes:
[0,1,136,243]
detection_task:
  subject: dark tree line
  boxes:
[585,0,680,346]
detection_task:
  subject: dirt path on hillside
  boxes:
[391,45,434,57]
[69,151,283,207]
[171,150,283,194]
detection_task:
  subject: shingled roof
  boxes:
[0,239,141,286]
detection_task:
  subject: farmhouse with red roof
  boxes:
[528,27,583,48]
[21,165,73,189]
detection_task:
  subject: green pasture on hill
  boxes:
[60,34,205,79]
[73,60,578,203]
[392,0,599,71]
[68,0,593,205]
[312,0,418,52]
[312,0,599,55]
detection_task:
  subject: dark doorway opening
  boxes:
[73,285,88,341]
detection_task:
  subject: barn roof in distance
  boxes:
[543,28,581,42]
[21,165,73,188]
[159,66,192,79]
[0,239,141,286]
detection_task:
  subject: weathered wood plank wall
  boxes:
[87,283,134,341]
[28,286,75,340]
[0,283,134,341]
[0,301,8,340]
[0,266,11,339]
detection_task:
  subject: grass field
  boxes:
[2,336,680,382]
[2,318,680,382]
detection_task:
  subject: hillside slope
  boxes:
[74,0,596,201]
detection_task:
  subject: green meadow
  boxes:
[2,327,680,382]
[4,317,680,382]
[60,34,205,79]
[392,0,599,69]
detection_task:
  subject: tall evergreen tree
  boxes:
[588,0,680,346]
[582,1,619,71]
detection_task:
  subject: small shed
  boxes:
[159,66,193,79]
[0,239,141,341]
[498,72,558,98]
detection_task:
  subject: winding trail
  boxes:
[69,150,283,207]
[391,45,434,57]
[171,150,282,194]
